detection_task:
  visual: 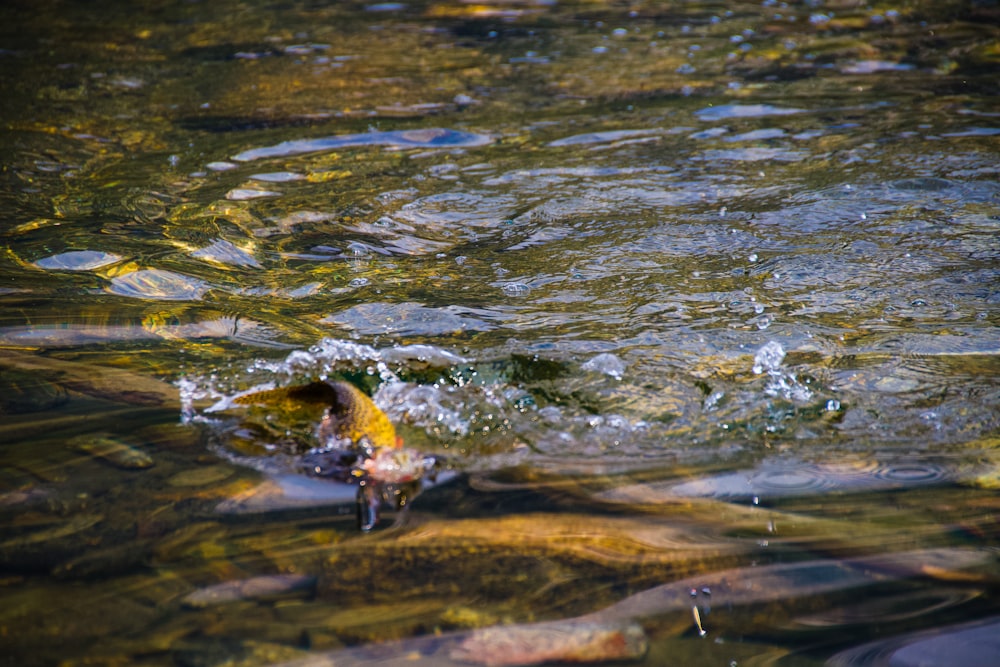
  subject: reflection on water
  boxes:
[1,0,999,665]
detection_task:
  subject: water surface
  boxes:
[1,1,999,666]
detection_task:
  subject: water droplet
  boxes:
[752,341,785,374]
[347,241,371,256]
[581,353,626,380]
[502,282,530,296]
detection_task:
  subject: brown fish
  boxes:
[234,380,400,450]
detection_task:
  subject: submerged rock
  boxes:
[450,620,647,666]
[167,464,234,487]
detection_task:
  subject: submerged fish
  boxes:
[234,380,400,450]
[181,573,317,608]
[67,435,154,469]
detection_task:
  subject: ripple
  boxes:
[322,302,495,336]
[667,465,836,499]
[941,127,1000,137]
[190,239,261,268]
[827,617,1000,667]
[0,317,277,347]
[34,250,122,271]
[697,147,808,162]
[871,461,951,484]
[724,128,787,142]
[753,467,833,493]
[548,129,661,147]
[249,171,305,182]
[695,104,807,121]
[225,187,282,200]
[795,589,981,628]
[612,456,955,503]
[231,128,493,162]
[394,191,517,229]
[366,3,407,11]
[107,269,211,301]
[840,60,916,74]
[891,177,955,191]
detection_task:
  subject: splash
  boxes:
[752,341,813,402]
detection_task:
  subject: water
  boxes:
[2,1,999,665]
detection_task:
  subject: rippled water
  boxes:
[1,1,999,666]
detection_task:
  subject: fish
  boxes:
[0,514,103,549]
[181,574,317,608]
[234,380,432,531]
[67,435,155,469]
[234,380,400,450]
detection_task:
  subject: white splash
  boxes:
[752,341,812,402]
[581,352,626,380]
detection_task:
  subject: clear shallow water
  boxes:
[1,1,999,666]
